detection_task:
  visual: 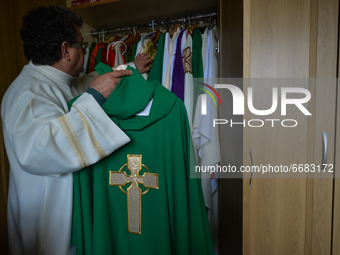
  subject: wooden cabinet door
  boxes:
[242,0,338,254]
[332,82,340,255]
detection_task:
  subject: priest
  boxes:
[1,6,151,255]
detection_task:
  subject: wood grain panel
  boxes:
[311,0,338,254]
[242,0,251,252]
[69,0,217,30]
[243,0,311,254]
[332,4,340,251]
[305,0,318,252]
[333,81,340,255]
[0,1,17,254]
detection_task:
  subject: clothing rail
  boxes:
[90,12,217,38]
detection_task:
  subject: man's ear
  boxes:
[61,41,71,61]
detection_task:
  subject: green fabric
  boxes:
[124,52,132,63]
[192,27,204,79]
[86,43,96,74]
[71,64,214,255]
[124,42,135,63]
[68,61,110,107]
[192,27,204,120]
[131,40,140,61]
[94,47,104,68]
[95,62,112,75]
[147,33,165,84]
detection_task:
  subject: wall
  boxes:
[0,2,17,252]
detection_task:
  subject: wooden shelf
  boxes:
[69,0,119,11]
[68,0,217,29]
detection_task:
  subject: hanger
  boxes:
[169,23,178,37]
[106,40,128,62]
[151,29,161,44]
[141,20,156,42]
[124,32,141,48]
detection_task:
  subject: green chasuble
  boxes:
[192,27,204,79]
[192,27,204,119]
[147,33,165,84]
[71,63,214,255]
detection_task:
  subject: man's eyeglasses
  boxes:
[72,41,88,50]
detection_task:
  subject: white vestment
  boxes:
[183,34,194,129]
[114,42,124,67]
[201,28,221,167]
[195,27,221,253]
[161,33,170,85]
[163,30,179,90]
[201,28,209,70]
[193,27,221,208]
[1,61,130,255]
[181,30,188,53]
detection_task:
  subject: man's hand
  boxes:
[89,70,132,99]
[133,53,153,74]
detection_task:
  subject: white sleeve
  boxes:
[126,62,147,79]
[71,71,99,94]
[4,90,130,177]
[126,62,136,69]
[71,64,135,95]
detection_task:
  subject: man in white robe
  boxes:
[1,6,151,255]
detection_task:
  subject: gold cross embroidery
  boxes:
[109,155,159,234]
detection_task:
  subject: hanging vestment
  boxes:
[163,30,179,89]
[147,32,165,84]
[144,39,157,60]
[201,28,209,70]
[114,43,124,67]
[183,34,194,129]
[85,43,96,74]
[193,27,221,253]
[79,46,90,77]
[200,27,221,168]
[192,27,204,117]
[171,30,185,101]
[95,46,104,69]
[131,39,140,61]
[162,33,170,85]
[107,45,116,68]
[71,63,214,255]
[169,28,181,91]
[100,45,108,65]
[124,33,141,63]
[88,42,104,72]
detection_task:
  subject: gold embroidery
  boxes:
[57,115,89,168]
[109,155,159,234]
[183,46,192,74]
[73,106,107,160]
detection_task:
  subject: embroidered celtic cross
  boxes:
[109,155,159,234]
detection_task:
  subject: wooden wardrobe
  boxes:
[219,0,340,254]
